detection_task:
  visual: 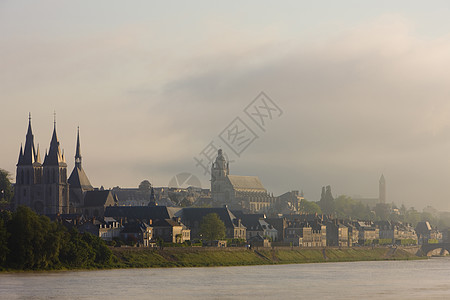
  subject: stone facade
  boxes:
[14,115,69,214]
[210,149,277,213]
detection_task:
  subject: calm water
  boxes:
[1,258,450,299]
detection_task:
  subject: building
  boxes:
[237,213,278,241]
[178,206,246,239]
[77,217,122,241]
[415,221,442,244]
[111,181,155,206]
[83,190,116,218]
[121,221,153,247]
[354,221,379,244]
[285,220,327,247]
[14,115,70,214]
[351,174,386,209]
[326,220,349,247]
[68,127,94,213]
[210,149,277,212]
[152,217,191,243]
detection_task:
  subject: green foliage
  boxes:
[199,213,226,241]
[60,228,95,268]
[6,206,63,269]
[318,186,335,215]
[334,195,371,219]
[0,169,13,204]
[0,219,8,267]
[299,199,322,214]
[401,239,417,245]
[364,239,373,246]
[372,239,392,245]
[427,239,439,244]
[1,206,114,270]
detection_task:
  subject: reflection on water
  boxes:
[1,258,450,299]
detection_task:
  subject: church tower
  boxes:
[68,127,93,212]
[379,174,386,204]
[211,149,229,181]
[210,149,229,201]
[42,116,69,214]
[15,113,43,212]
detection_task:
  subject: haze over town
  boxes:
[2,1,450,210]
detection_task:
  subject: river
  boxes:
[1,258,450,299]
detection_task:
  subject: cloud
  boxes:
[3,13,450,210]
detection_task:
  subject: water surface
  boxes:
[1,258,450,299]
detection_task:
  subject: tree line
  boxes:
[299,185,450,228]
[0,206,112,271]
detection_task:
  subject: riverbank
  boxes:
[109,246,423,268]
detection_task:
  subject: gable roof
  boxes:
[68,166,93,191]
[227,175,266,192]
[105,206,181,220]
[178,207,242,229]
[84,190,115,207]
[239,213,265,231]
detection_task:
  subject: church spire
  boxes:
[35,144,41,164]
[75,126,82,169]
[17,144,23,165]
[43,113,65,166]
[20,113,37,165]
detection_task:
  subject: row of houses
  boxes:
[53,205,442,248]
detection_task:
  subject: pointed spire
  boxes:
[43,113,65,166]
[35,144,41,164]
[20,113,36,165]
[17,144,23,165]
[75,126,82,169]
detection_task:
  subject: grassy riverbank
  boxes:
[109,246,422,268]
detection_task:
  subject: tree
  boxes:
[318,185,335,215]
[0,169,13,203]
[0,219,8,267]
[299,199,322,214]
[138,180,152,191]
[199,213,226,241]
[374,203,390,221]
[6,206,63,269]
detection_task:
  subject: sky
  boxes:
[2,1,450,210]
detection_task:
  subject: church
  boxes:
[210,149,278,213]
[14,114,108,215]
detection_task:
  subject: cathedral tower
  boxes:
[15,113,43,212]
[210,149,230,202]
[42,117,69,214]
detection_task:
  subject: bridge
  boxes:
[420,243,450,256]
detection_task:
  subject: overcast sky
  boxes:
[2,1,450,210]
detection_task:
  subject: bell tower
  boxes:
[15,113,43,212]
[42,114,69,214]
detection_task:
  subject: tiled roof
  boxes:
[84,190,114,207]
[105,206,181,220]
[68,166,93,191]
[227,175,266,191]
